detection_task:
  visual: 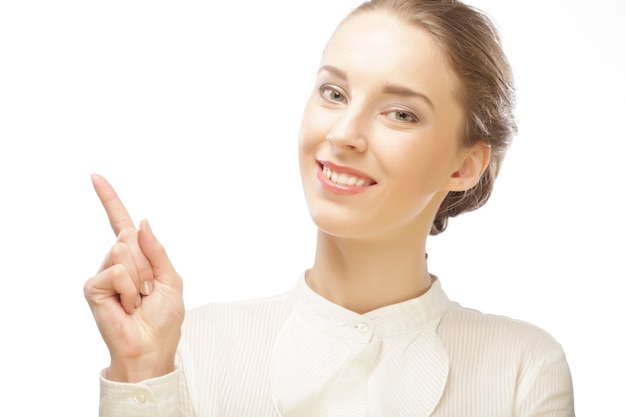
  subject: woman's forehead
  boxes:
[320,11,461,104]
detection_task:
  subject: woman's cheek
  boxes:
[298,107,327,152]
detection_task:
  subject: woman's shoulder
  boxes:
[437,303,574,412]
[181,291,294,339]
[440,302,565,359]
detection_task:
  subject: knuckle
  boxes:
[109,242,128,257]
[82,279,94,299]
[114,214,132,228]
[110,263,126,277]
[117,227,136,242]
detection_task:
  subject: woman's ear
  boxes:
[447,141,491,192]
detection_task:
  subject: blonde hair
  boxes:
[349,0,518,235]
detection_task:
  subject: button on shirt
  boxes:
[99,275,575,417]
[271,275,453,417]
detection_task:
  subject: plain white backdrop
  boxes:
[1,0,624,415]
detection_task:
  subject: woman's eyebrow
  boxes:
[318,65,434,111]
[318,65,348,80]
[382,84,435,111]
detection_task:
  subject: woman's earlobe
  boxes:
[448,141,491,192]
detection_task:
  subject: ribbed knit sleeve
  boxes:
[99,367,192,417]
[514,346,575,417]
[434,305,575,417]
[178,294,293,416]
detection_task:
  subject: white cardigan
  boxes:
[99,275,575,417]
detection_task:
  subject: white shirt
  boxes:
[99,276,575,416]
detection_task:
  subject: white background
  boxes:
[1,0,625,415]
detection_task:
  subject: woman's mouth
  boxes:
[316,161,376,195]
[321,165,375,187]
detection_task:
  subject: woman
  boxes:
[84,0,575,415]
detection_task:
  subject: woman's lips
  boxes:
[316,160,376,195]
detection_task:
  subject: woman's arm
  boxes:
[83,175,187,414]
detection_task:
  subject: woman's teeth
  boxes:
[322,165,368,187]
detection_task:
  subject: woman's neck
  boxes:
[306,228,432,314]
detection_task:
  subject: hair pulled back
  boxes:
[349,0,518,235]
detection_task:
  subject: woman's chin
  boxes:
[308,210,379,240]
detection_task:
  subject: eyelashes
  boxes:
[319,85,347,103]
[318,84,420,124]
[384,110,419,123]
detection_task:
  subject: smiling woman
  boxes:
[299,10,487,248]
[82,1,574,416]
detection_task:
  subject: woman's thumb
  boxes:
[138,219,181,288]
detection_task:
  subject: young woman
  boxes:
[84,0,575,415]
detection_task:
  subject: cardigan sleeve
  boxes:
[514,345,575,417]
[99,366,195,417]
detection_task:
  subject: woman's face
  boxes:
[298,11,470,240]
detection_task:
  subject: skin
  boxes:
[299,11,490,313]
[84,175,184,382]
[83,11,489,382]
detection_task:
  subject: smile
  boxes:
[322,165,373,187]
[316,161,376,195]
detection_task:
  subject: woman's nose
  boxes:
[326,109,368,153]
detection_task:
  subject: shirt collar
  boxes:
[291,274,453,340]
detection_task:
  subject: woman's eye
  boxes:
[320,86,346,103]
[387,110,419,123]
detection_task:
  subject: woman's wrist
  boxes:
[106,353,176,383]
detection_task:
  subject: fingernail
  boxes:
[134,293,142,309]
[142,280,153,296]
[142,219,153,236]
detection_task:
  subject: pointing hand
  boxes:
[83,175,184,382]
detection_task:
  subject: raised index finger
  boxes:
[91,174,135,236]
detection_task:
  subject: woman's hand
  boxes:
[83,175,185,382]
